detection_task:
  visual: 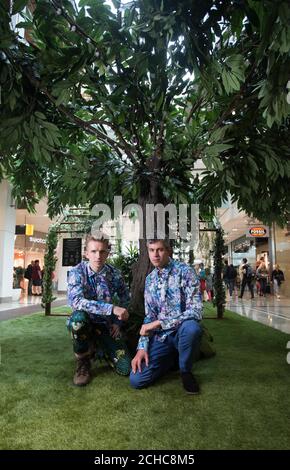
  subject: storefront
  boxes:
[14,231,47,269]
[226,222,289,297]
[274,222,290,297]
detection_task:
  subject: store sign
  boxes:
[15,224,34,235]
[26,224,34,236]
[29,236,46,244]
[246,226,269,238]
[62,238,82,267]
[14,231,47,250]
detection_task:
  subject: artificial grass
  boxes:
[0,305,289,450]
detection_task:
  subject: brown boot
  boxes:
[73,358,91,386]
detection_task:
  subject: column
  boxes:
[0,180,16,302]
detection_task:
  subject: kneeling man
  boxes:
[130,239,203,394]
[67,236,130,386]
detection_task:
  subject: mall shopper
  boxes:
[227,264,237,297]
[31,259,42,296]
[255,260,261,296]
[24,261,34,295]
[205,268,214,301]
[256,257,268,296]
[199,263,207,301]
[239,258,254,299]
[271,264,285,299]
[222,260,229,291]
[67,236,131,386]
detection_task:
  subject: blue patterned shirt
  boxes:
[67,261,129,325]
[138,259,203,351]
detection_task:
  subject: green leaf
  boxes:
[221,70,231,95]
[2,116,23,128]
[55,90,70,106]
[41,147,51,163]
[206,144,233,157]
[155,92,164,112]
[12,0,28,14]
[44,130,55,147]
[210,127,228,143]
[35,111,46,121]
[32,136,41,160]
[112,0,121,8]
[41,122,59,133]
[15,21,32,29]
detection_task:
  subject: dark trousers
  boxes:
[228,279,235,296]
[259,277,267,295]
[28,279,33,295]
[130,319,202,389]
[240,278,254,298]
[67,310,131,375]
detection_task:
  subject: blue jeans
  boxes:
[130,319,202,389]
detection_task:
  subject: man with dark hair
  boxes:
[24,260,34,296]
[239,258,254,299]
[130,239,203,395]
[67,236,131,386]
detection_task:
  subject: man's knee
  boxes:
[129,371,144,389]
[67,310,89,332]
[129,369,153,389]
[180,320,202,340]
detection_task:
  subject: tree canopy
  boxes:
[0,0,290,225]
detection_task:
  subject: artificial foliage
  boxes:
[213,228,226,318]
[42,227,58,315]
[1,0,290,312]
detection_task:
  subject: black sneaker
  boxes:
[181,372,200,395]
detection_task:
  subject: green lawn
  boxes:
[0,305,289,450]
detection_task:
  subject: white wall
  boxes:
[0,181,16,301]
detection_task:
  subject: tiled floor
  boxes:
[226,294,290,334]
[0,293,67,321]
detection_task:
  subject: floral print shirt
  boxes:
[67,261,129,325]
[138,259,202,351]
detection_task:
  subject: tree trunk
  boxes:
[129,155,164,329]
[45,302,51,316]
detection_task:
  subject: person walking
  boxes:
[256,257,268,296]
[239,258,254,299]
[271,264,285,299]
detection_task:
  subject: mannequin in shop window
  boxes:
[31,259,42,296]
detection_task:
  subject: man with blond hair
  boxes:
[67,236,130,386]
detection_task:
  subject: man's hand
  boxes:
[139,324,151,336]
[131,349,149,374]
[110,323,121,339]
[113,306,129,322]
[140,320,161,336]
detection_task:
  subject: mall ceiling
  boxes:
[16,200,54,234]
